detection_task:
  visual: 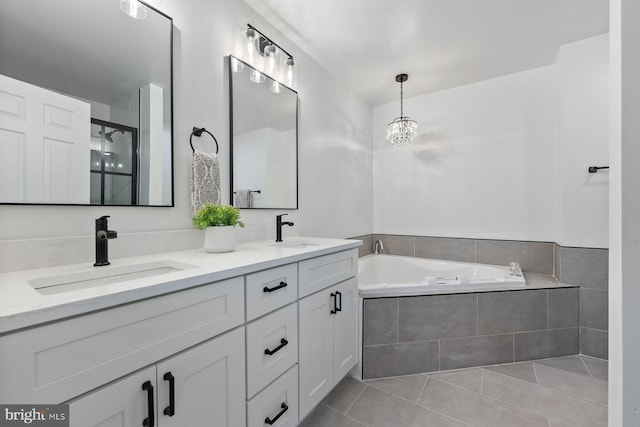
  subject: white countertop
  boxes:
[0,237,361,334]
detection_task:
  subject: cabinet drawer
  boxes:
[0,277,244,403]
[298,249,358,297]
[246,304,298,398]
[247,365,298,427]
[246,264,298,321]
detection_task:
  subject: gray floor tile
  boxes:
[428,368,483,393]
[366,374,428,403]
[533,364,608,405]
[484,362,538,384]
[346,385,467,427]
[534,356,590,376]
[547,419,575,427]
[582,356,608,380]
[418,377,549,427]
[482,370,608,427]
[322,376,366,413]
[299,404,366,427]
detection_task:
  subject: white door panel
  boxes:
[0,73,90,203]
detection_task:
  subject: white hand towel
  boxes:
[235,190,251,208]
[190,149,221,216]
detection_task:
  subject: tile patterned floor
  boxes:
[299,355,608,427]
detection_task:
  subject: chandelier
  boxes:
[386,73,417,148]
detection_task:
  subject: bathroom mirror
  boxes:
[229,56,298,209]
[0,0,173,206]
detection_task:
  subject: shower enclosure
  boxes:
[90,119,138,205]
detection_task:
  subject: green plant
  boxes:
[192,203,245,229]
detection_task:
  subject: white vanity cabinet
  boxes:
[69,328,246,427]
[0,239,361,427]
[298,250,359,420]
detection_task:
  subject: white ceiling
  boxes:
[244,0,609,106]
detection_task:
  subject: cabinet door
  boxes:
[68,367,156,427]
[332,278,358,382]
[298,290,333,420]
[157,328,246,427]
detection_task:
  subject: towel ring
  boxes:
[190,127,219,154]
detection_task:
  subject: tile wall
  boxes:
[350,234,609,361]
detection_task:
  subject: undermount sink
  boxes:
[28,260,198,295]
[269,239,321,249]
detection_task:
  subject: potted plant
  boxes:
[192,203,245,253]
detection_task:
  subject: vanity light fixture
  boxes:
[240,24,296,91]
[386,73,418,148]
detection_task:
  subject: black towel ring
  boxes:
[190,127,219,154]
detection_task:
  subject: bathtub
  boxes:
[358,254,526,296]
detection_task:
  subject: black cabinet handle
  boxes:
[336,291,342,313]
[264,338,289,356]
[265,402,289,425]
[330,292,337,314]
[142,381,155,427]
[163,372,175,417]
[263,281,288,293]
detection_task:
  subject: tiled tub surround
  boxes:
[555,244,609,359]
[351,234,609,360]
[362,284,580,379]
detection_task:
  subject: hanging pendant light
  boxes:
[386,73,417,148]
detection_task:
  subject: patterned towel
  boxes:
[190,149,221,216]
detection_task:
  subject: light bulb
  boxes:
[244,28,257,65]
[285,57,296,88]
[119,0,147,19]
[264,44,278,79]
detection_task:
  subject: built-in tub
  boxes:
[358,254,525,296]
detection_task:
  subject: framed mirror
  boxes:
[0,0,173,206]
[229,56,298,209]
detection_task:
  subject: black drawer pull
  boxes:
[265,402,289,425]
[330,292,337,314]
[336,291,342,313]
[264,338,289,356]
[142,381,155,427]
[263,281,288,293]
[163,372,175,417]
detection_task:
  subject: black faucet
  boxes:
[275,214,294,242]
[94,216,118,266]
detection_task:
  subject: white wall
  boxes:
[373,66,557,241]
[0,0,373,272]
[555,34,610,248]
[609,0,640,424]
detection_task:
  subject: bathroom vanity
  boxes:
[0,237,360,427]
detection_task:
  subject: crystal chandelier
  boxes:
[386,73,417,148]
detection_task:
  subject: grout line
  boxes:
[322,404,368,427]
[580,355,595,379]
[343,385,367,415]
[532,361,539,385]
[480,369,485,394]
[417,376,429,403]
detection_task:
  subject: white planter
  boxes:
[204,226,237,253]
